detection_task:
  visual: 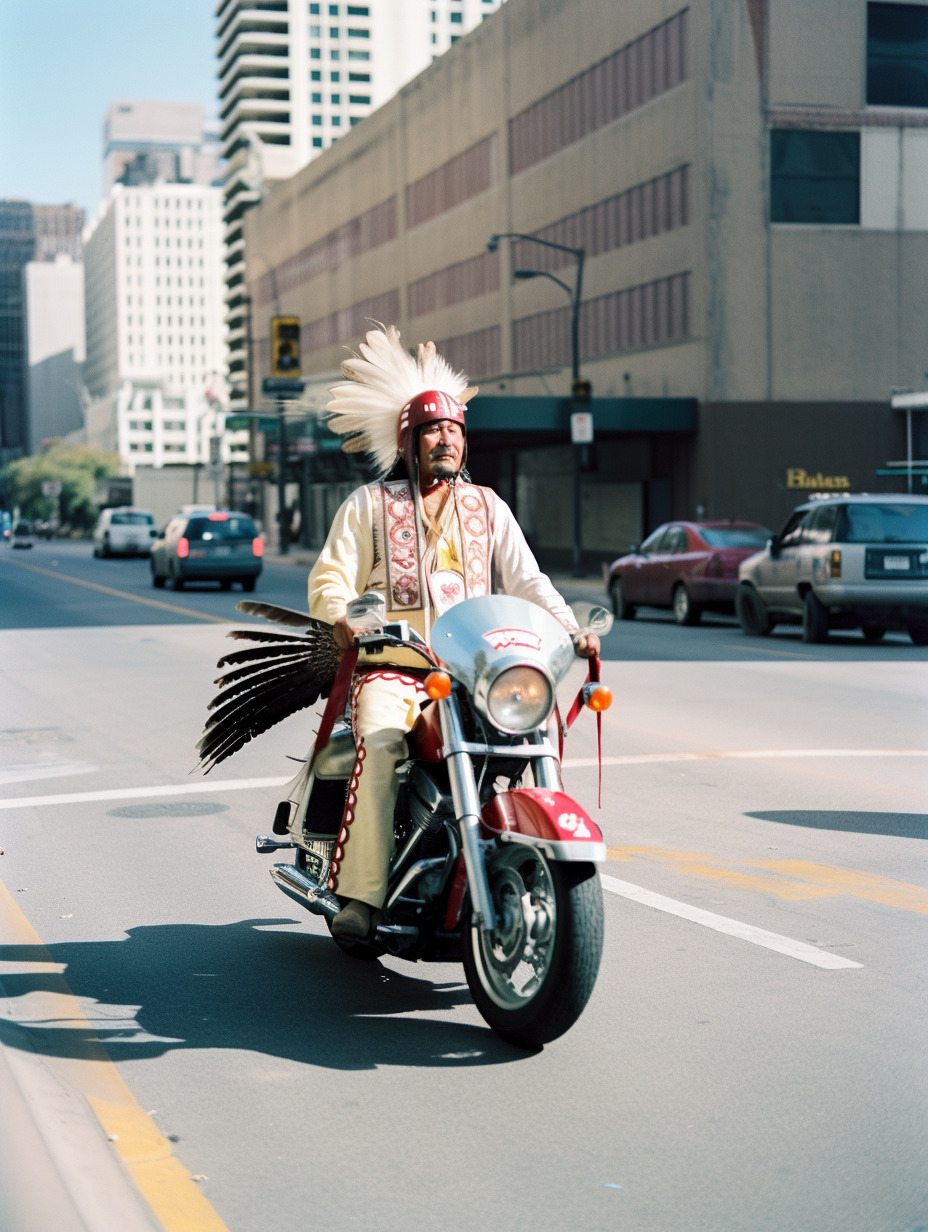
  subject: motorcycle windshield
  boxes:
[431,595,575,695]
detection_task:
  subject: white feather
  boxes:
[326,324,472,474]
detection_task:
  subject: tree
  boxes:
[2,442,121,531]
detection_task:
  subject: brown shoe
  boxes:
[331,899,373,939]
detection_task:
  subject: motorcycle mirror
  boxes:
[346,590,387,631]
[570,601,614,638]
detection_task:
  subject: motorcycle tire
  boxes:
[462,847,603,1048]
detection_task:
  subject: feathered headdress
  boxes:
[327,324,478,475]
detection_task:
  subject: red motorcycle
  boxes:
[201,592,612,1047]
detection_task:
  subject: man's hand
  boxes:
[572,632,600,659]
[333,614,361,651]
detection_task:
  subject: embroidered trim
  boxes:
[382,481,422,610]
[456,485,490,597]
[327,669,426,892]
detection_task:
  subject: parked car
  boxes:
[606,520,773,624]
[11,520,34,549]
[150,509,264,591]
[93,507,157,557]
[0,511,11,543]
[735,494,928,645]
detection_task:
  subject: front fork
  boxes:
[439,693,497,933]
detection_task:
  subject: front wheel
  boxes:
[462,846,603,1048]
[610,578,635,620]
[735,583,772,636]
[908,620,928,646]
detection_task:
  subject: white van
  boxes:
[92,507,157,558]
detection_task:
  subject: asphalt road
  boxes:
[1,540,927,1232]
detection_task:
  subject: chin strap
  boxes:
[562,655,604,808]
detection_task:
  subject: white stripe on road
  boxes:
[600,873,863,969]
[565,748,928,767]
[0,776,290,810]
[0,762,98,786]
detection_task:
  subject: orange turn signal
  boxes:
[583,683,613,712]
[424,670,452,700]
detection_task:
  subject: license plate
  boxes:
[883,555,911,570]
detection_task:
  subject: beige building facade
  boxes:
[242,0,928,563]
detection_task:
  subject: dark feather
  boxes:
[235,600,318,628]
[195,614,341,772]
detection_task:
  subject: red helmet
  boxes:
[398,389,466,448]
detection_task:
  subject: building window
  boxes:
[348,49,369,60]
[331,48,340,59]
[311,47,321,58]
[312,91,322,102]
[311,69,321,80]
[310,3,319,12]
[310,23,321,34]
[313,136,324,147]
[332,115,341,126]
[329,26,339,37]
[329,2,338,11]
[349,93,370,104]
[313,114,323,125]
[331,92,340,104]
[431,9,436,20]
[770,130,860,224]
[331,70,340,81]
[450,11,463,22]
[867,2,928,106]
[350,116,362,126]
[347,4,368,12]
[349,71,369,81]
[348,26,369,36]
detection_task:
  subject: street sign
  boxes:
[226,413,278,431]
[262,377,305,399]
[570,411,594,443]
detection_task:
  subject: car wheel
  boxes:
[101,536,110,558]
[735,583,772,636]
[802,591,829,643]
[907,620,928,646]
[609,578,635,620]
[860,623,886,643]
[220,579,233,591]
[241,577,257,592]
[151,561,165,589]
[171,564,184,591]
[672,583,701,626]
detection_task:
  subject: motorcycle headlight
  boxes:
[486,666,553,734]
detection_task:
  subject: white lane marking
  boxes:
[600,873,863,969]
[565,748,928,767]
[0,761,98,786]
[0,776,290,810]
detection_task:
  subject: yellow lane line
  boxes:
[608,846,928,914]
[0,877,230,1230]
[3,557,233,624]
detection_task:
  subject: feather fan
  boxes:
[195,601,341,772]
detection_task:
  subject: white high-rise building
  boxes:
[83,181,239,473]
[216,0,506,402]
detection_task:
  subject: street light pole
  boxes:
[488,231,587,574]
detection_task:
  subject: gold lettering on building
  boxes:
[786,468,851,490]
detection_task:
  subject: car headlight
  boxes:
[486,666,553,734]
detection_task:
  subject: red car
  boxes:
[606,521,773,624]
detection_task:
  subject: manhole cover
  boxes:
[107,801,230,818]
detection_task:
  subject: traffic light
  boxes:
[572,377,592,403]
[271,316,301,378]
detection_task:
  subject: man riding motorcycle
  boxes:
[308,325,599,940]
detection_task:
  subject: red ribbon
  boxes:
[309,646,359,769]
[563,656,604,808]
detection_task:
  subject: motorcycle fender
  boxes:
[480,788,607,863]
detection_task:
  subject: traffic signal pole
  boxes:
[277,396,289,555]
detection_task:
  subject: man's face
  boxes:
[418,419,465,482]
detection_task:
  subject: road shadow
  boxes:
[0,918,530,1071]
[747,810,928,839]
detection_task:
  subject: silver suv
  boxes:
[736,494,928,645]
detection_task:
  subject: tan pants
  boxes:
[329,670,426,909]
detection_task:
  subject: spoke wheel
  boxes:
[673,583,701,625]
[463,846,603,1048]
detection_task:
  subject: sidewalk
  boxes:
[264,547,609,606]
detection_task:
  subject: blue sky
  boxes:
[0,0,218,219]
